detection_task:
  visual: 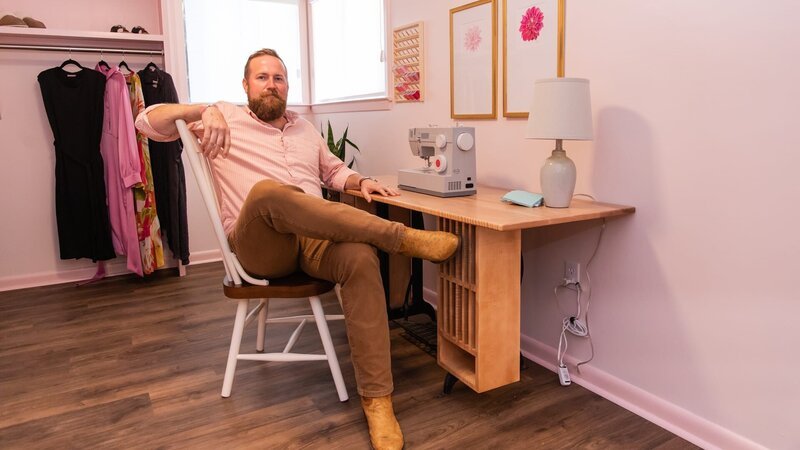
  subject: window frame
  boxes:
[167,0,391,113]
[306,0,391,107]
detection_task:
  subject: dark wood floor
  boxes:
[0,263,697,449]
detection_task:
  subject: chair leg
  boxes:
[309,296,349,402]
[256,299,268,352]
[221,299,248,398]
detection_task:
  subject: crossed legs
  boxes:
[229,180,455,449]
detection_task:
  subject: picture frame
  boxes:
[450,0,497,119]
[502,0,560,118]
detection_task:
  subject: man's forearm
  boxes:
[147,103,207,137]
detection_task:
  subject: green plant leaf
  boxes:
[345,138,360,152]
[326,121,336,155]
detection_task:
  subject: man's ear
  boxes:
[242,78,248,95]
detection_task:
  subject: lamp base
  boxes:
[540,148,576,208]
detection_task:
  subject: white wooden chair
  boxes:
[177,119,348,402]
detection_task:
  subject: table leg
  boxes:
[437,218,521,393]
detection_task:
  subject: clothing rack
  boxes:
[0,43,163,55]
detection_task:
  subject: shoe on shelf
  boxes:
[0,13,27,27]
[110,24,129,32]
[22,17,45,28]
[131,26,148,34]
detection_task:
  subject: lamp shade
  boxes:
[526,78,593,140]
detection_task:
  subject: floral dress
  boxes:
[126,72,165,274]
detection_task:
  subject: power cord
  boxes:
[554,218,606,383]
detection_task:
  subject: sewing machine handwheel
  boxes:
[456,132,474,151]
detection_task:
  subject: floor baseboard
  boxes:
[519,335,764,450]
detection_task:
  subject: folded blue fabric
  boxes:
[501,190,543,208]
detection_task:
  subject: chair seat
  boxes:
[223,272,335,299]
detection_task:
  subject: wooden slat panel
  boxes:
[454,286,462,341]
[439,331,477,356]
[468,289,475,349]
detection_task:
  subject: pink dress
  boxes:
[96,64,143,276]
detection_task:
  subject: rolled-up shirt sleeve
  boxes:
[135,104,203,142]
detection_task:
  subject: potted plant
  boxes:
[322,120,360,168]
[321,120,360,200]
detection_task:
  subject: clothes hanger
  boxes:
[59,59,84,70]
[117,49,133,74]
[143,50,159,72]
[98,49,110,70]
[118,60,133,74]
[59,49,84,72]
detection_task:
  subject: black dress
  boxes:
[38,67,115,261]
[138,66,190,265]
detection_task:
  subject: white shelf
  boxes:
[0,27,164,51]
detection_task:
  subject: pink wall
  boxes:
[0,0,219,289]
[315,1,800,448]
[0,0,162,33]
[3,0,799,448]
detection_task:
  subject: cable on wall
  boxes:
[553,217,606,384]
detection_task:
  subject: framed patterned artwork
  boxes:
[503,0,559,117]
[450,0,497,119]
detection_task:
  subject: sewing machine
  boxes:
[397,127,477,197]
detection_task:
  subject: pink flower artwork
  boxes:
[464,25,482,52]
[519,5,544,42]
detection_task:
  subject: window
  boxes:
[309,0,387,103]
[184,0,304,105]
[183,0,388,107]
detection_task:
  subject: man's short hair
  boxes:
[244,48,287,79]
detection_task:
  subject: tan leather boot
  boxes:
[361,395,404,450]
[397,228,459,263]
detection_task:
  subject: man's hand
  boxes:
[199,105,231,159]
[360,178,400,203]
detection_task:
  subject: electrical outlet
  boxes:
[564,261,580,285]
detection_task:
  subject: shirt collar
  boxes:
[245,107,298,129]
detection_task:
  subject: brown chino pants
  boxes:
[228,180,405,397]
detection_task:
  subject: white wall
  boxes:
[316,1,800,449]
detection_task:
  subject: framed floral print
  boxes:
[503,0,559,117]
[450,0,497,119]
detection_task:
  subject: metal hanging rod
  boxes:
[0,44,163,55]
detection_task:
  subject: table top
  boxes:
[344,175,635,231]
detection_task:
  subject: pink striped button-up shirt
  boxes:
[135,101,357,235]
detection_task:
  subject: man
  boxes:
[135,48,458,450]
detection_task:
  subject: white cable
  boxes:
[573,193,596,201]
[553,219,606,374]
[557,320,569,367]
[576,221,605,372]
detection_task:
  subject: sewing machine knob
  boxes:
[433,155,447,173]
[456,133,474,151]
[435,134,448,149]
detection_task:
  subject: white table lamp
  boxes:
[526,78,593,208]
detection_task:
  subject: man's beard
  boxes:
[248,90,287,122]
